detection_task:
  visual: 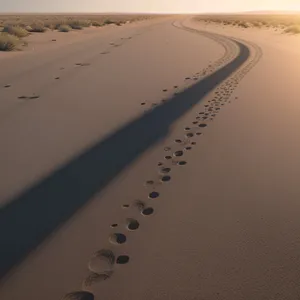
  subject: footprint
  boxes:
[149,191,160,199]
[4,84,11,88]
[175,139,182,144]
[62,291,94,300]
[82,272,110,288]
[116,255,130,264]
[101,51,110,55]
[145,180,155,186]
[142,207,154,216]
[55,77,60,80]
[133,200,145,211]
[164,146,171,151]
[127,218,140,230]
[88,249,115,274]
[75,63,90,67]
[165,155,172,160]
[141,102,146,105]
[133,200,154,216]
[174,150,184,157]
[109,233,127,245]
[160,167,171,174]
[178,161,187,166]
[161,175,171,182]
[122,204,130,208]
[111,223,118,228]
[168,157,178,164]
[163,89,168,92]
[198,124,207,128]
[18,94,40,100]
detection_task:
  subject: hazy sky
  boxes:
[1,0,300,13]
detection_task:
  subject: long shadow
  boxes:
[0,39,250,280]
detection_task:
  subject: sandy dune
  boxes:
[1,15,300,300]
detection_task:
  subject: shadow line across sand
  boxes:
[0,29,250,280]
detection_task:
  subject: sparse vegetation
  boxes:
[28,22,47,32]
[24,25,33,32]
[0,14,157,34]
[67,19,91,30]
[91,21,103,27]
[104,19,114,25]
[197,14,300,34]
[0,14,161,52]
[0,33,20,51]
[115,21,124,26]
[284,25,300,34]
[252,21,263,28]
[58,24,72,32]
[3,25,29,37]
[45,23,56,30]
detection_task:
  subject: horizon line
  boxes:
[0,9,300,15]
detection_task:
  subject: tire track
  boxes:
[0,18,260,300]
[59,20,262,300]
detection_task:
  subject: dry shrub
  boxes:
[0,33,20,51]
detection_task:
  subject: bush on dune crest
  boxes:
[0,33,20,51]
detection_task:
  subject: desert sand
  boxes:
[1,14,300,300]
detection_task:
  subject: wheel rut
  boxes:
[60,19,262,299]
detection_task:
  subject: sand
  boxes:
[1,15,300,300]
